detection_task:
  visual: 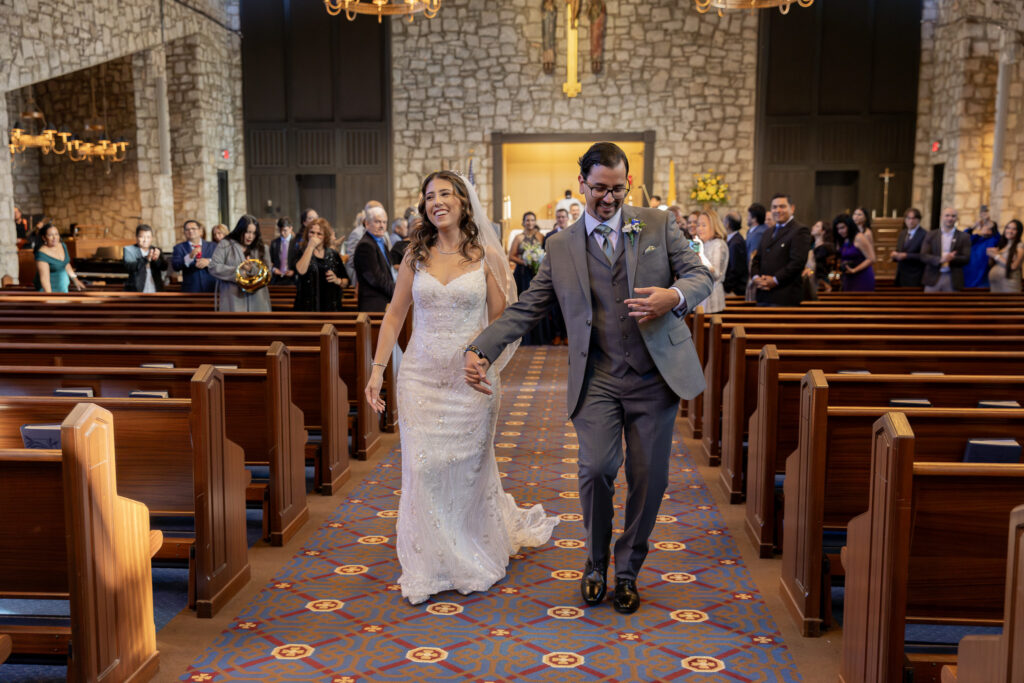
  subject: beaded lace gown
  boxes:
[395,262,559,605]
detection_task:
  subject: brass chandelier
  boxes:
[695,0,815,16]
[323,0,441,22]
[8,93,74,156]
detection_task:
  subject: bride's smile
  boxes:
[424,179,462,233]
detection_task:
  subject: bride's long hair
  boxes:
[408,171,483,267]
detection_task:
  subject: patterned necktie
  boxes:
[595,224,615,264]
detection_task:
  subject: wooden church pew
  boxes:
[941,505,1024,683]
[0,319,377,468]
[721,334,1024,487]
[0,346,309,546]
[0,403,161,681]
[779,389,1024,637]
[839,413,1024,683]
[699,320,1024,465]
[0,367,249,618]
[739,360,1024,555]
[0,333,355,492]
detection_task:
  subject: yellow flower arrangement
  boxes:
[689,170,730,206]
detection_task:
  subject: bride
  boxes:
[364,171,558,605]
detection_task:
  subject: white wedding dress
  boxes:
[395,262,559,604]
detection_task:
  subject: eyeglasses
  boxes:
[582,181,630,200]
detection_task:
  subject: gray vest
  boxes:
[586,232,656,377]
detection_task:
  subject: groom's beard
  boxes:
[594,197,620,220]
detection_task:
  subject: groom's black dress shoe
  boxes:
[580,560,607,605]
[613,579,640,614]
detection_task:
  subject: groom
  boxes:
[464,142,711,613]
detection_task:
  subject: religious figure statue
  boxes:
[588,0,606,74]
[541,0,557,74]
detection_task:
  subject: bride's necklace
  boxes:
[436,243,460,255]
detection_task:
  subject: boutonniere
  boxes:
[623,218,645,245]
[643,245,658,255]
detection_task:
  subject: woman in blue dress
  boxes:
[34,223,85,293]
[833,213,875,291]
[964,220,1000,288]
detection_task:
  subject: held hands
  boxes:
[364,370,385,414]
[753,275,776,290]
[941,251,955,265]
[464,352,493,395]
[624,287,676,324]
[196,257,211,269]
[891,251,906,261]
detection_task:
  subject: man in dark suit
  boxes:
[170,219,216,293]
[750,193,812,306]
[270,217,296,285]
[891,208,927,287]
[723,212,748,296]
[123,224,167,292]
[352,205,395,311]
[921,207,972,291]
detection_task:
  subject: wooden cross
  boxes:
[879,167,895,216]
[562,1,581,98]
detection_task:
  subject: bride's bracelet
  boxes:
[371,362,387,370]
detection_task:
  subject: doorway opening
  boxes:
[930,164,945,231]
[491,133,655,249]
[814,170,859,223]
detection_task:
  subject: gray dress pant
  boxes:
[571,365,680,580]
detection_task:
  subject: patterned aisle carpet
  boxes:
[182,346,800,682]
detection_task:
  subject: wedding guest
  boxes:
[391,215,419,266]
[123,224,166,292]
[750,194,812,305]
[23,220,46,251]
[685,211,700,239]
[211,223,229,243]
[555,189,577,215]
[352,205,395,312]
[171,219,216,293]
[968,204,997,234]
[922,208,972,292]
[208,215,272,311]
[292,217,347,311]
[987,219,1024,293]
[667,205,686,234]
[852,207,874,247]
[745,202,768,264]
[545,208,571,344]
[270,217,296,285]
[891,208,927,287]
[569,202,582,223]
[834,213,875,291]
[345,201,385,283]
[509,211,549,345]
[389,217,408,247]
[807,220,835,292]
[965,218,1000,288]
[14,207,28,239]
[649,195,664,210]
[723,212,748,296]
[510,211,544,296]
[34,223,84,293]
[696,210,729,313]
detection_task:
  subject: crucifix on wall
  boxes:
[879,167,895,216]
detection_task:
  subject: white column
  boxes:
[0,99,18,283]
[132,47,176,249]
[989,29,1019,219]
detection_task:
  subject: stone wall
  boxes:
[912,0,1024,224]
[30,57,142,240]
[390,1,758,220]
[5,93,43,216]
[1,0,244,280]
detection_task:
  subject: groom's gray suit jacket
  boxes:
[474,206,712,416]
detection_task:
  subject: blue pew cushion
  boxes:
[963,438,1022,463]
